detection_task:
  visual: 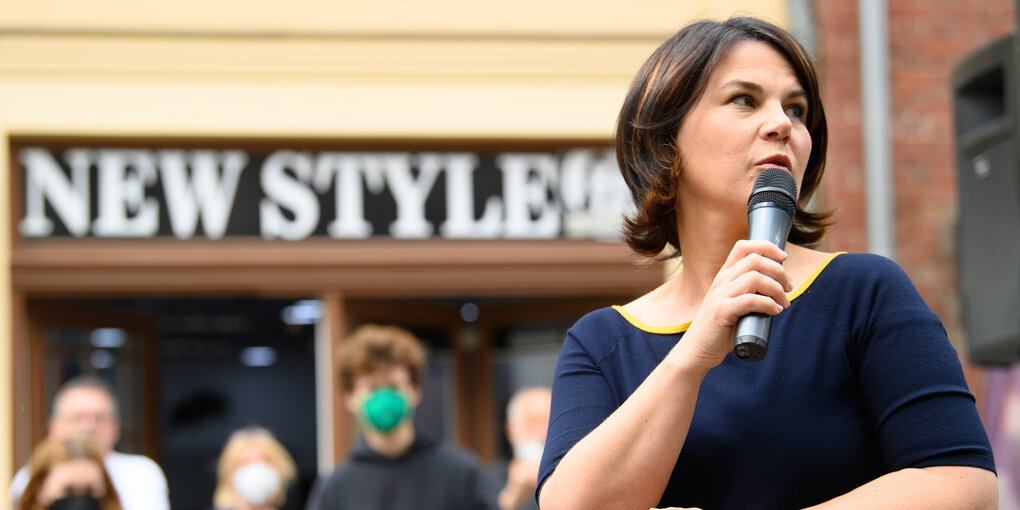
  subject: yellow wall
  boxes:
[2,1,787,36]
[0,0,788,502]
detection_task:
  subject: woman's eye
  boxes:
[731,95,754,107]
[785,104,807,120]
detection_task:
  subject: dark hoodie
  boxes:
[306,425,499,510]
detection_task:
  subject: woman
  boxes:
[212,425,297,510]
[537,17,997,510]
[19,437,121,510]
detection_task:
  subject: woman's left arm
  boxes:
[805,465,997,510]
[823,257,998,510]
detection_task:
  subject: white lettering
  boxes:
[315,153,385,239]
[17,146,627,242]
[497,153,560,238]
[438,153,503,239]
[386,153,440,238]
[159,150,247,239]
[92,150,159,237]
[259,150,320,240]
[18,148,91,237]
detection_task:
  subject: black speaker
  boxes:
[953,33,1020,365]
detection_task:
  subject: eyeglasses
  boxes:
[56,411,116,425]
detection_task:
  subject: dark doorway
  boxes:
[157,297,317,510]
[30,297,319,510]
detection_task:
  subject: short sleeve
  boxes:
[852,257,994,472]
[536,319,622,500]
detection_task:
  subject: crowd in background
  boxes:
[9,326,551,510]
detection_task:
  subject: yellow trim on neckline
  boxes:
[612,305,692,334]
[612,252,846,335]
[787,251,844,301]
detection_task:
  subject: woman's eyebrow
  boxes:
[720,80,807,101]
[787,89,807,101]
[720,80,763,93]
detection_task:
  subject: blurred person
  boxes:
[17,436,121,510]
[537,16,996,510]
[983,367,1020,510]
[306,324,498,510]
[497,387,550,510]
[212,425,297,510]
[9,376,170,510]
[999,386,1020,509]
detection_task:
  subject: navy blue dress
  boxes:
[538,253,995,510]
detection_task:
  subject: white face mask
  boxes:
[232,461,282,506]
[512,440,545,462]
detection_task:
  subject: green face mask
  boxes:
[360,386,410,432]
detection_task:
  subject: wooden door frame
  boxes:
[15,300,161,468]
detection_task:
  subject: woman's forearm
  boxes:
[804,465,997,510]
[539,352,709,510]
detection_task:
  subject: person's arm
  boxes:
[539,347,707,510]
[498,459,536,510]
[805,465,997,509]
[806,255,998,509]
[657,470,995,510]
[539,241,792,510]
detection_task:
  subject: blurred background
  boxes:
[1,0,1019,508]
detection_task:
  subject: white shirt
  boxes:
[9,451,170,510]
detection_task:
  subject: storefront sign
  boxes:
[17,146,633,241]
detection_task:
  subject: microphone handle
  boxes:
[733,204,793,362]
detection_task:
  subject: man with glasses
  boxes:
[9,375,170,510]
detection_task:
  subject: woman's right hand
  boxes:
[675,239,793,372]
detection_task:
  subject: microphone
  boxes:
[733,168,798,362]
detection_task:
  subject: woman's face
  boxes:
[36,458,106,505]
[675,40,812,222]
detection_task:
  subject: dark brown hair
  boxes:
[616,17,833,257]
[336,324,426,392]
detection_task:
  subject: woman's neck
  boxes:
[673,207,747,303]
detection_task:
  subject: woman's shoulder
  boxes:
[566,305,686,360]
[827,250,898,267]
[799,250,918,300]
[563,307,642,355]
[570,306,628,332]
[818,251,909,280]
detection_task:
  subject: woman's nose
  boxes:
[761,103,792,141]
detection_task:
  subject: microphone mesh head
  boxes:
[748,168,797,217]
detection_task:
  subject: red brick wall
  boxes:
[813,0,1015,376]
